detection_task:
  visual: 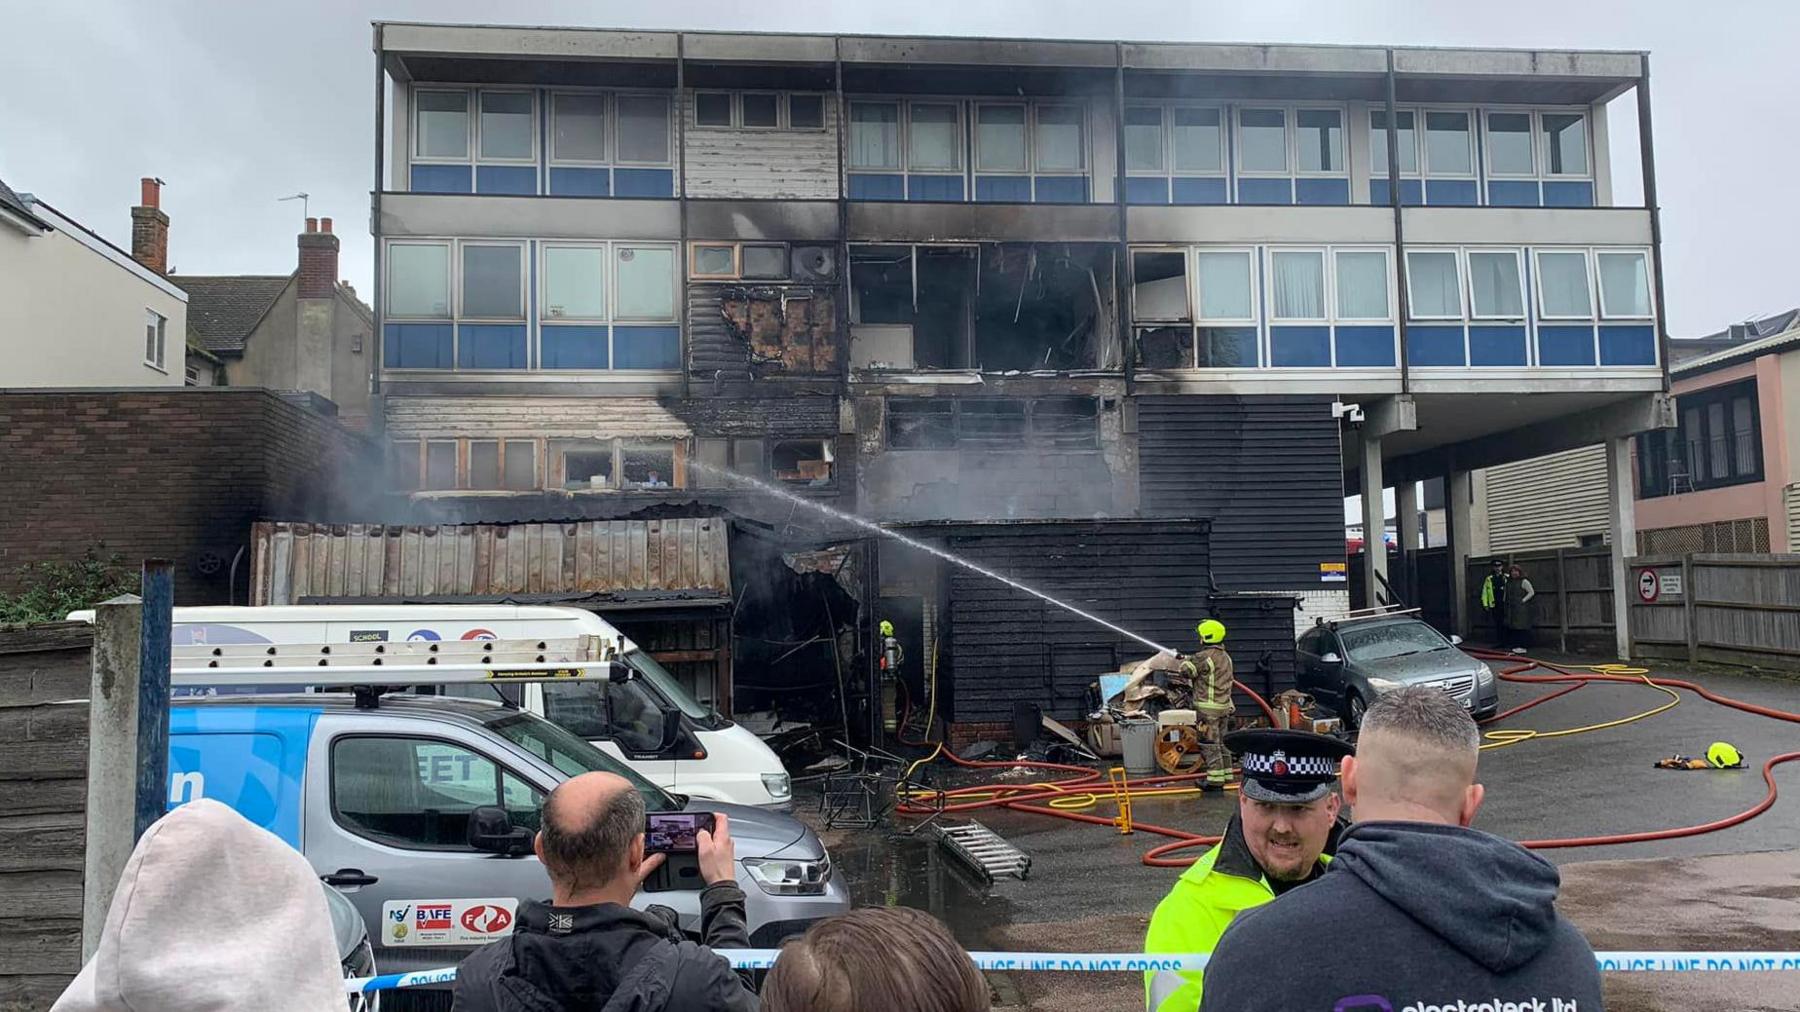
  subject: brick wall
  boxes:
[0,389,380,604]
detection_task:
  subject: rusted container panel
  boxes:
[250,520,730,604]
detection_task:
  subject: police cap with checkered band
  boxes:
[1224,728,1354,804]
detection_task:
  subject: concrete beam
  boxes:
[1122,42,1387,75]
[1605,437,1636,659]
[838,36,1115,68]
[379,194,681,240]
[1387,391,1672,484]
[1391,48,1642,81]
[380,23,679,60]
[1362,394,1418,440]
[1127,205,1392,245]
[846,201,1120,244]
[681,33,836,64]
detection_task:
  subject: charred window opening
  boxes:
[886,397,1099,450]
[552,439,686,492]
[850,243,1118,373]
[692,437,772,486]
[621,444,676,489]
[771,439,834,485]
[560,445,615,490]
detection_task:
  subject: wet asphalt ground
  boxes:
[806,656,1800,1010]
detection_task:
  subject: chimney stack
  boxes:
[130,177,169,274]
[297,213,339,299]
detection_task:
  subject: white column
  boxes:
[1395,480,1420,551]
[1448,468,1473,637]
[1360,434,1387,608]
[1605,436,1637,659]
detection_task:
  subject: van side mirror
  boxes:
[468,806,533,856]
[1321,653,1343,666]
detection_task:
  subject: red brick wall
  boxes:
[297,232,339,300]
[0,389,379,604]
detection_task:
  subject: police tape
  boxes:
[343,950,1800,993]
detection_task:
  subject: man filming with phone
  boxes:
[455,771,758,1011]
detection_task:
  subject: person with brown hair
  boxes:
[761,907,990,1012]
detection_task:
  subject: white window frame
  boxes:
[1292,105,1349,177]
[905,99,965,173]
[1464,247,1529,321]
[1191,247,1259,325]
[612,92,675,168]
[786,93,828,132]
[1537,109,1593,180]
[1594,247,1655,321]
[1122,103,1167,175]
[548,91,609,166]
[1420,107,1478,179]
[692,90,735,129]
[611,243,681,325]
[1265,246,1329,323]
[848,99,904,172]
[1368,107,1421,178]
[539,242,609,324]
[1402,247,1466,320]
[1234,106,1292,176]
[737,91,784,131]
[1129,246,1193,323]
[973,101,1031,175]
[1032,102,1089,174]
[144,309,167,371]
[1532,248,1596,321]
[1331,246,1396,323]
[457,241,529,323]
[688,242,740,280]
[1167,103,1227,177]
[385,240,454,320]
[412,87,473,166]
[474,89,538,165]
[1481,108,1538,179]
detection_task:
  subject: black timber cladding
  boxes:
[1137,395,1344,591]
[687,283,750,389]
[938,520,1298,723]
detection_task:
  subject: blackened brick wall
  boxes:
[0,389,380,604]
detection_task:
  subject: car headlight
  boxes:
[1366,676,1405,693]
[742,855,831,895]
[761,772,792,801]
[1476,665,1496,685]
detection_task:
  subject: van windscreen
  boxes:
[625,650,716,722]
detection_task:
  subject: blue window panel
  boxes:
[1034,176,1089,204]
[410,164,472,194]
[1369,178,1424,206]
[1197,327,1259,368]
[1487,180,1541,207]
[1335,326,1397,367]
[541,325,610,370]
[974,176,1032,202]
[457,325,529,370]
[1543,181,1596,207]
[1424,179,1478,206]
[1468,326,1528,366]
[1238,178,1294,205]
[383,323,454,369]
[1270,326,1332,367]
[1125,177,1170,204]
[1172,177,1229,205]
[848,173,905,201]
[1407,325,1467,367]
[1295,178,1350,206]
[614,168,674,198]
[1537,325,1597,366]
[1599,325,1658,366]
[548,167,610,197]
[907,175,963,201]
[476,165,537,195]
[613,326,681,370]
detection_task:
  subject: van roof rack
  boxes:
[171,635,622,709]
[1317,606,1422,628]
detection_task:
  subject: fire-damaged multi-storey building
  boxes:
[263,25,1672,744]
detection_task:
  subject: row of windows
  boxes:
[393,436,836,492]
[416,88,673,167]
[886,398,1100,450]
[694,91,826,131]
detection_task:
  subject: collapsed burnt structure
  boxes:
[355,25,1673,742]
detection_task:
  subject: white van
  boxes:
[74,604,792,809]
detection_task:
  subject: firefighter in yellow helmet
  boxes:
[1189,620,1235,791]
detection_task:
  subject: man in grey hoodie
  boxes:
[1200,686,1604,1012]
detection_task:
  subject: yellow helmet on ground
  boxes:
[1197,619,1227,645]
[1707,742,1742,768]
[879,620,895,637]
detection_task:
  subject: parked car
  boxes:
[166,691,847,989]
[1295,614,1499,727]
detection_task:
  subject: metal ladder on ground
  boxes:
[933,819,1032,882]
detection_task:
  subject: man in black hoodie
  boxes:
[1200,686,1603,1012]
[454,771,757,1011]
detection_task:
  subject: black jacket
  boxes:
[1199,821,1603,1012]
[453,882,759,1012]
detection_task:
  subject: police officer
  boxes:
[1142,729,1353,1011]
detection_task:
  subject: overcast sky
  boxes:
[2,0,1793,335]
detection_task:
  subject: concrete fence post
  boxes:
[136,561,173,841]
[82,594,142,960]
[1555,548,1569,655]
[1681,554,1698,666]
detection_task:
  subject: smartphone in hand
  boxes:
[644,812,716,854]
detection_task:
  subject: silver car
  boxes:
[1296,615,1499,727]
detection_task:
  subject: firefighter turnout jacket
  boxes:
[1143,814,1328,1011]
[1189,645,1234,713]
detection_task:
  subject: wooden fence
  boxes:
[0,623,93,1010]
[1465,546,1616,655]
[1628,554,1800,668]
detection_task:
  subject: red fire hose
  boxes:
[894,653,1800,866]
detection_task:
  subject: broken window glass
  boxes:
[772,440,833,485]
[503,440,537,490]
[1132,251,1190,321]
[887,400,955,449]
[958,401,1028,445]
[692,244,737,277]
[850,102,901,169]
[1033,398,1099,449]
[561,446,614,489]
[851,248,915,325]
[621,444,676,489]
[1197,328,1258,368]
[469,440,501,488]
[1137,326,1195,370]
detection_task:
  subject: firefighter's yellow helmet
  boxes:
[1197,619,1227,645]
[1707,741,1742,768]
[879,620,895,637]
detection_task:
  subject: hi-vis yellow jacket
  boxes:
[1142,816,1329,1011]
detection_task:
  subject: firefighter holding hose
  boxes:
[1127,620,1235,791]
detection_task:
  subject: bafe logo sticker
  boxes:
[381,899,519,946]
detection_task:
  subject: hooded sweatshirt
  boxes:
[1198,821,1603,1012]
[53,799,346,1012]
